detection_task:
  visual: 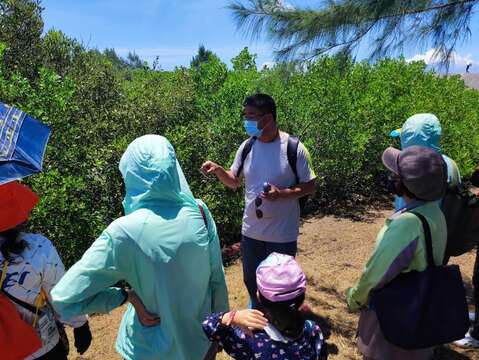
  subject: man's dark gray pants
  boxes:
[241,235,297,307]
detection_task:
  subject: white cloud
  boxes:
[279,0,295,10]
[264,0,295,12]
[407,48,475,66]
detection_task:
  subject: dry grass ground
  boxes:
[67,208,479,360]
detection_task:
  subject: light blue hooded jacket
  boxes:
[51,135,229,360]
[391,114,461,210]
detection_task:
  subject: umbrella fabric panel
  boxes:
[0,102,51,185]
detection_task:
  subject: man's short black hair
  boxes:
[243,93,276,121]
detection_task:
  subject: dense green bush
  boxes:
[1,1,478,266]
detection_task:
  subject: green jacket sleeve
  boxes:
[346,214,419,312]
[202,202,229,313]
[51,228,129,318]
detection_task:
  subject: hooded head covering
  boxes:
[119,135,195,214]
[390,113,442,153]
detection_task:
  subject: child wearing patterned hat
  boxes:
[202,252,327,359]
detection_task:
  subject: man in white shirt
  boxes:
[201,94,316,305]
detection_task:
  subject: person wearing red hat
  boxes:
[0,181,92,359]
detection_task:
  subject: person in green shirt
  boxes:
[347,145,448,360]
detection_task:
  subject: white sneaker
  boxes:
[454,332,479,348]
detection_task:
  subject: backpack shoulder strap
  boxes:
[198,204,208,230]
[236,137,257,178]
[287,135,300,184]
[410,211,435,268]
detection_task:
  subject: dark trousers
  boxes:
[241,235,297,307]
[35,341,68,360]
[471,246,479,339]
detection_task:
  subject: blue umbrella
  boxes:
[0,102,52,185]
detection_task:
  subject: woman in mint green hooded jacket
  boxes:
[51,135,229,360]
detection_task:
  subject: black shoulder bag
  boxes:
[369,212,469,349]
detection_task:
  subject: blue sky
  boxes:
[41,0,478,72]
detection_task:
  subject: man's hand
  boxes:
[201,161,222,176]
[261,183,281,201]
[128,290,161,327]
[200,161,241,189]
[261,179,316,201]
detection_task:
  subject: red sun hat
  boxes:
[0,181,39,232]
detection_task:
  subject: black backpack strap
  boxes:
[287,135,300,184]
[1,289,43,315]
[198,204,208,230]
[1,261,43,315]
[410,211,435,268]
[235,137,257,178]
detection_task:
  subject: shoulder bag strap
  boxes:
[410,211,435,268]
[1,261,44,316]
[198,204,208,230]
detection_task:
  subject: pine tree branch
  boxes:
[370,0,477,22]
[229,0,478,64]
[308,23,376,59]
[231,0,477,24]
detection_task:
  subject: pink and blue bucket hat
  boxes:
[256,252,306,302]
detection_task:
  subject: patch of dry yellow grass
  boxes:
[67,209,479,359]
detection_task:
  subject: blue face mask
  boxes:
[243,119,263,138]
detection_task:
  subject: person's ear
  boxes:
[260,113,274,128]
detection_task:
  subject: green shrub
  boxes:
[1,18,478,266]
